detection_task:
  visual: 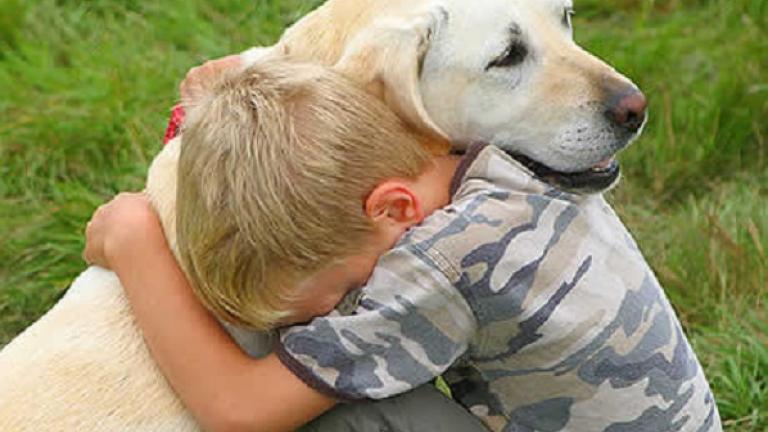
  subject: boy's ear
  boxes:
[365,181,424,226]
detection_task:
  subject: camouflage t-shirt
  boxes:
[277,144,722,432]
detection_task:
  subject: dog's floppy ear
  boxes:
[334,7,451,153]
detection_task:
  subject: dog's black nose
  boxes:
[606,90,647,132]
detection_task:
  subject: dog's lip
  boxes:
[511,154,621,193]
[590,157,616,172]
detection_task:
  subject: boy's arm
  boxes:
[180,54,243,105]
[179,47,272,105]
[275,243,477,402]
[84,193,335,432]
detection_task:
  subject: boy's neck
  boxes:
[409,155,463,217]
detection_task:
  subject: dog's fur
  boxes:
[0,0,643,430]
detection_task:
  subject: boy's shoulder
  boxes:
[399,144,591,285]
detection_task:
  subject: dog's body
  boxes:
[0,1,646,430]
[0,268,198,430]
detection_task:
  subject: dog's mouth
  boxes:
[511,154,621,194]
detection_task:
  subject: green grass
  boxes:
[0,0,765,429]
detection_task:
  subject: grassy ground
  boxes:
[0,0,765,429]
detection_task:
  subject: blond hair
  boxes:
[176,60,431,330]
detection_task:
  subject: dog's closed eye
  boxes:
[486,24,529,70]
[486,41,528,70]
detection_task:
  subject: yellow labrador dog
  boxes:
[0,0,646,430]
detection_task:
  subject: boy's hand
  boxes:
[180,55,243,105]
[83,192,165,270]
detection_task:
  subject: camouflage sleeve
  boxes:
[276,245,477,400]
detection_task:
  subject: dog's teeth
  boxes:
[591,157,615,171]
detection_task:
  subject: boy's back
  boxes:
[278,144,721,431]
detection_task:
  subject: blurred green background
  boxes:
[0,0,765,429]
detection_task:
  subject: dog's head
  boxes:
[333,0,647,193]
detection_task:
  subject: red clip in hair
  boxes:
[163,104,186,145]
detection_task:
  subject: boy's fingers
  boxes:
[180,55,243,102]
[82,218,100,264]
[82,248,93,265]
[81,192,153,268]
[82,241,96,266]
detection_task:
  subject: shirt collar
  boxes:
[449,144,578,202]
[449,143,489,197]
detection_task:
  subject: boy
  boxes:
[85,59,485,432]
[85,61,721,431]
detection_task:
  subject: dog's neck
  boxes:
[144,137,182,261]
